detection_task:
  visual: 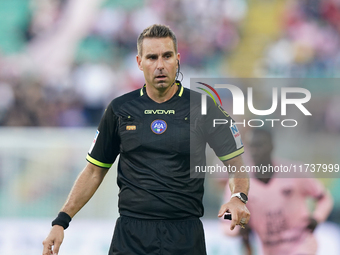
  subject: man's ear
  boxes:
[177,53,181,66]
[136,55,143,71]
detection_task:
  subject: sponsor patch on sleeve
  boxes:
[88,130,99,154]
[126,125,136,130]
[229,124,243,149]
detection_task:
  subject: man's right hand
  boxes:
[42,225,64,255]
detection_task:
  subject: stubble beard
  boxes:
[153,76,174,91]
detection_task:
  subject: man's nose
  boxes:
[156,58,165,70]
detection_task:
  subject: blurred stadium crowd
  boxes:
[1,2,340,254]
[0,0,247,127]
[0,0,340,128]
[262,0,340,77]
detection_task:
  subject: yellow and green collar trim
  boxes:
[140,82,183,97]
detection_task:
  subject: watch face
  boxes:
[240,193,248,201]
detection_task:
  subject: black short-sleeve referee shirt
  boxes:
[86,81,244,219]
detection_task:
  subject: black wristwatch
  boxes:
[231,192,248,204]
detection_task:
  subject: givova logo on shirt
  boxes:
[151,119,167,134]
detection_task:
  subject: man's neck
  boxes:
[145,83,178,103]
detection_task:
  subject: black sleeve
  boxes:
[204,100,244,161]
[86,103,120,168]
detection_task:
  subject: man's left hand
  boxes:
[218,197,250,230]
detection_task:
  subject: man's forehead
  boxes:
[142,37,176,55]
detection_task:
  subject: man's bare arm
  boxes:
[226,156,249,195]
[308,189,333,231]
[60,162,109,217]
[42,162,109,255]
[218,155,250,230]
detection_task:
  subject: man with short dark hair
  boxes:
[42,24,250,255]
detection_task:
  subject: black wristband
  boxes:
[52,212,72,229]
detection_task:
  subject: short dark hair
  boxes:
[137,24,177,56]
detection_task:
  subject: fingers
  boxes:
[218,203,239,230]
[241,207,251,225]
[53,240,62,255]
[239,207,250,227]
[238,208,250,230]
[42,240,61,255]
[230,211,239,230]
[42,226,64,255]
[219,200,250,231]
[42,240,53,255]
[218,204,229,217]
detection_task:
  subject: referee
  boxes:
[42,24,250,255]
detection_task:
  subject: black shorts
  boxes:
[108,216,207,255]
